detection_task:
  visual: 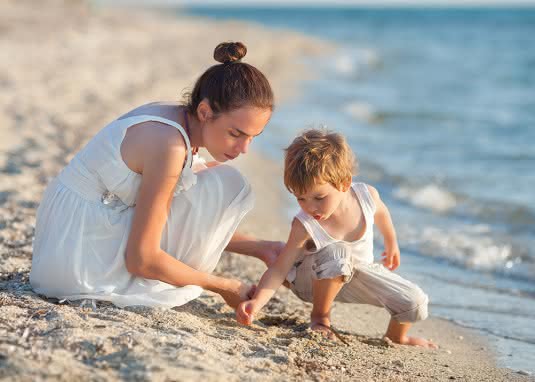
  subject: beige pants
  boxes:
[287,243,429,323]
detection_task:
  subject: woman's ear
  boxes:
[197,99,213,122]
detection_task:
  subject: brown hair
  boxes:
[183,42,274,117]
[284,128,357,196]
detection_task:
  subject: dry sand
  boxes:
[0,1,532,381]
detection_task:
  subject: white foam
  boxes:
[394,183,457,213]
[400,224,520,274]
[334,55,356,76]
[360,48,381,68]
[343,101,378,124]
[333,48,380,76]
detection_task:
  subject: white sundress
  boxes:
[30,115,254,308]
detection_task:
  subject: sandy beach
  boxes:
[0,1,532,380]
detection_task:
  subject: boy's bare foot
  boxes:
[387,335,438,349]
[310,316,337,340]
[310,321,336,340]
[385,319,438,349]
[310,320,351,345]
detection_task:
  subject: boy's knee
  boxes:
[312,243,353,282]
[392,287,429,323]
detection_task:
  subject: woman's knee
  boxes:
[201,164,249,206]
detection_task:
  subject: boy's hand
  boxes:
[236,300,257,326]
[381,245,400,271]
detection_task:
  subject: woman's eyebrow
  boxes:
[233,127,263,137]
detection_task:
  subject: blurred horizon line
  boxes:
[92,0,535,9]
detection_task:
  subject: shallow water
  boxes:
[185,6,535,373]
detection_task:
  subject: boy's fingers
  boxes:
[237,310,250,326]
[236,303,246,319]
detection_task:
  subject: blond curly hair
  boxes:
[284,128,357,196]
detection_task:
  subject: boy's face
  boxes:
[295,181,349,221]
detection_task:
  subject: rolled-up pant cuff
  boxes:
[391,294,429,323]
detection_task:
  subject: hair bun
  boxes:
[213,42,247,64]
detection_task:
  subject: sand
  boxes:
[0,1,532,381]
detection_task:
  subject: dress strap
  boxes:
[119,114,193,169]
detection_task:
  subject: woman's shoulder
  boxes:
[121,120,187,176]
[117,102,179,121]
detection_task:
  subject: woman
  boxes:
[30,42,282,309]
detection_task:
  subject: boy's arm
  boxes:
[367,185,401,271]
[236,219,308,324]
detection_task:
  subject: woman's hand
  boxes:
[218,279,256,309]
[256,240,285,267]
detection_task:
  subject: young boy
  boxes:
[236,129,435,348]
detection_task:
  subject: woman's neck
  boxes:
[178,106,203,149]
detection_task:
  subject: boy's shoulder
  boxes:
[352,181,378,195]
[288,216,311,246]
[352,182,380,211]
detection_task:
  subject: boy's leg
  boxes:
[337,262,435,348]
[311,276,345,339]
[309,243,354,339]
[385,319,437,348]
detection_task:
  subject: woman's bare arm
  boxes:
[123,123,244,303]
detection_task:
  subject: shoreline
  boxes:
[0,1,532,380]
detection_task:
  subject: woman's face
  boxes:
[200,103,272,162]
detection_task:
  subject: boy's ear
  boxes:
[341,179,352,192]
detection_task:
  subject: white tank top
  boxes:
[295,182,377,265]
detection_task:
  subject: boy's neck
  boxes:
[329,186,355,220]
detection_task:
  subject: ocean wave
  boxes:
[332,48,381,77]
[342,101,382,124]
[397,223,535,283]
[394,183,458,213]
[388,179,535,229]
[446,317,535,346]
